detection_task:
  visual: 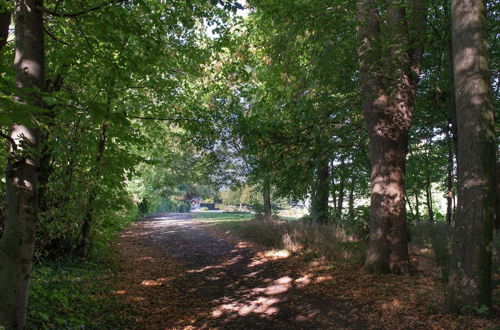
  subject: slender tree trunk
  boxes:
[79,120,109,257]
[310,157,330,224]
[38,74,63,216]
[496,161,499,230]
[262,179,272,219]
[337,175,345,219]
[426,176,434,223]
[405,194,414,219]
[444,0,495,313]
[0,2,10,50]
[415,190,421,222]
[331,186,337,214]
[0,2,11,238]
[357,0,426,274]
[452,188,456,219]
[0,1,44,328]
[348,177,355,221]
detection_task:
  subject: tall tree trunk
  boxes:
[426,176,434,223]
[331,185,337,214]
[310,157,330,224]
[262,179,272,219]
[0,2,12,237]
[405,194,414,219]
[0,0,44,328]
[337,174,345,219]
[348,177,355,221]
[415,190,421,222]
[78,120,109,258]
[496,161,499,230]
[0,2,11,50]
[444,0,495,313]
[445,1,458,154]
[357,0,426,274]
[38,74,63,216]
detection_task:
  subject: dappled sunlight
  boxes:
[187,255,244,273]
[140,277,173,287]
[212,296,281,318]
[314,275,334,283]
[248,249,290,267]
[110,213,338,327]
[294,275,312,288]
[381,298,403,311]
[211,276,294,320]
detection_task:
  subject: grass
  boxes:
[27,254,133,329]
[191,212,366,264]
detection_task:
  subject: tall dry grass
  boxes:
[236,218,366,264]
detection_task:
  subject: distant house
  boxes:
[190,199,200,210]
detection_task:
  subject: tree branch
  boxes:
[0,131,17,152]
[126,115,191,122]
[45,0,129,18]
[44,26,71,46]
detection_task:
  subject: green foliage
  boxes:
[27,258,132,329]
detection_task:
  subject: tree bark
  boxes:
[444,0,495,314]
[0,2,11,50]
[496,161,499,230]
[357,0,426,274]
[0,2,11,238]
[0,1,44,328]
[310,157,330,224]
[426,176,434,223]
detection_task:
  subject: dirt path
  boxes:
[112,213,368,329]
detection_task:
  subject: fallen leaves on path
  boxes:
[109,216,499,329]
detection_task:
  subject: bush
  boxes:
[28,258,132,329]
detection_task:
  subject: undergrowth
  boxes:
[193,212,366,264]
[27,215,136,329]
[27,255,133,329]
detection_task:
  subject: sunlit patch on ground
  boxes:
[140,277,172,287]
[248,249,290,267]
[382,298,403,311]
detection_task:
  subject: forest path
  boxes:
[111,213,368,329]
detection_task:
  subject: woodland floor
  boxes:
[110,213,499,329]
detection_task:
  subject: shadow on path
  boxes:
[113,213,370,329]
